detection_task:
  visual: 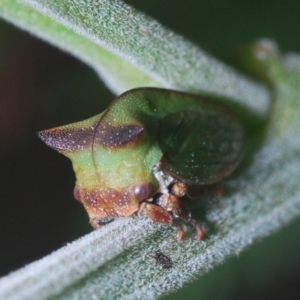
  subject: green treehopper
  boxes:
[38,88,244,240]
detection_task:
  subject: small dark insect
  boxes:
[154,251,173,269]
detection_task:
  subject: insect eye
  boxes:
[132,183,152,202]
[73,186,82,202]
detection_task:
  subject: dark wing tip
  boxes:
[37,126,95,152]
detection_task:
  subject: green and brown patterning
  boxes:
[38,88,244,240]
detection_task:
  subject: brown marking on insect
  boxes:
[37,125,96,152]
[173,222,185,240]
[156,193,180,212]
[154,251,173,269]
[156,193,191,221]
[94,123,144,149]
[173,204,192,222]
[190,219,205,241]
[170,182,187,197]
[139,203,173,225]
[76,186,140,221]
[75,178,205,241]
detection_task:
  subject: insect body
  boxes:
[154,251,173,269]
[38,88,244,240]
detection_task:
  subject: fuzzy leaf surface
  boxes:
[0,0,269,115]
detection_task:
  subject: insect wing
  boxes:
[158,101,244,185]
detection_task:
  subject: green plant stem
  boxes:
[0,0,269,116]
[1,1,300,300]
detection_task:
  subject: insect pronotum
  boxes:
[38,88,244,240]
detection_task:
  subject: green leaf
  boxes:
[0,0,269,116]
[0,1,299,300]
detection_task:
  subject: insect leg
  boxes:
[89,217,114,229]
[156,193,205,240]
[139,202,186,240]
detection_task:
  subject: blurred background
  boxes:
[1,0,300,299]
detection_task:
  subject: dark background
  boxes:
[1,0,300,299]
